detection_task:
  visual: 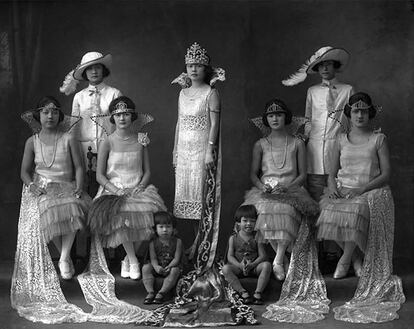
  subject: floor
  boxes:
[2,259,413,329]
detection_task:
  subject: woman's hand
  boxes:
[271,184,287,194]
[205,149,216,170]
[29,183,46,197]
[73,188,83,199]
[262,183,273,193]
[328,187,343,199]
[132,184,145,196]
[344,187,364,199]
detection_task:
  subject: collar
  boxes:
[88,82,106,92]
[321,78,338,87]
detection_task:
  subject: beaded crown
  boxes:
[185,42,210,65]
[265,102,286,114]
[349,99,371,110]
[111,101,135,115]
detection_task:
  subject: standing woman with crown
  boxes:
[60,52,122,173]
[172,42,225,252]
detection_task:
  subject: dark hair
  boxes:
[262,98,292,126]
[81,63,110,81]
[312,60,341,72]
[234,205,258,222]
[108,96,138,124]
[184,63,214,85]
[344,92,377,119]
[33,96,64,123]
[154,211,177,228]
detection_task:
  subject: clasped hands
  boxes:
[262,183,287,194]
[328,187,364,199]
[154,264,172,275]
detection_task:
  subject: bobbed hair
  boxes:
[262,98,292,126]
[344,92,377,119]
[153,211,177,228]
[81,63,110,81]
[312,60,341,72]
[234,204,258,223]
[33,96,64,123]
[108,96,138,124]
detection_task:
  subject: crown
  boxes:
[349,99,371,110]
[185,42,210,65]
[265,102,285,114]
[111,101,135,115]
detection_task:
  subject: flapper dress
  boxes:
[244,136,318,243]
[33,132,89,242]
[173,87,214,220]
[316,133,405,323]
[88,133,166,248]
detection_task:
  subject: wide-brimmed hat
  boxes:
[73,52,112,81]
[282,46,349,86]
[306,46,349,74]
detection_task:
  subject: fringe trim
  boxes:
[100,227,154,248]
[42,218,84,242]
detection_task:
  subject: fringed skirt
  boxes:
[37,181,90,242]
[88,185,166,248]
[316,187,370,252]
[244,186,319,243]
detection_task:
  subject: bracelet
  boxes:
[103,181,109,190]
[208,141,215,145]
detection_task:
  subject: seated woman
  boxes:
[87,96,166,280]
[316,92,405,322]
[11,96,89,323]
[244,98,319,280]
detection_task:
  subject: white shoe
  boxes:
[121,258,130,278]
[59,260,73,280]
[273,263,285,281]
[129,262,141,280]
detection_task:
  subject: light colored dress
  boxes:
[316,133,384,252]
[33,132,89,242]
[71,82,121,163]
[88,133,166,248]
[174,86,214,220]
[244,136,318,243]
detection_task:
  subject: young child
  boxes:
[18,96,89,279]
[60,51,122,168]
[244,99,319,281]
[222,205,271,305]
[88,96,166,280]
[142,211,183,304]
[315,92,405,322]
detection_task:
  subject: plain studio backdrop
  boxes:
[0,0,413,269]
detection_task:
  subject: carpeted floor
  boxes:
[2,259,413,329]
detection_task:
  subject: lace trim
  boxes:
[173,200,202,219]
[179,114,208,131]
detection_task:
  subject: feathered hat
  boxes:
[282,46,350,86]
[59,52,112,95]
[172,42,226,88]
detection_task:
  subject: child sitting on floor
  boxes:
[142,211,183,304]
[222,205,271,305]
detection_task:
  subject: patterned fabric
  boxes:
[173,87,214,220]
[333,187,405,323]
[10,187,88,324]
[233,234,258,263]
[305,78,354,174]
[263,219,330,323]
[154,237,178,268]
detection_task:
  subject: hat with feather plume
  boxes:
[282,46,350,86]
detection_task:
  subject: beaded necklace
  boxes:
[39,132,59,168]
[267,135,288,169]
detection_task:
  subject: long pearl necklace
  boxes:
[39,132,58,168]
[267,135,288,169]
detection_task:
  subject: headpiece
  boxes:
[185,42,210,65]
[59,52,112,95]
[21,105,81,134]
[265,102,286,115]
[250,116,307,137]
[348,99,371,111]
[110,101,136,116]
[172,42,226,88]
[282,46,349,86]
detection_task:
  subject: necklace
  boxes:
[267,135,288,169]
[39,132,58,168]
[115,131,132,141]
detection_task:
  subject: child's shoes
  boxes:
[153,292,165,304]
[240,290,252,304]
[144,292,155,304]
[253,292,263,305]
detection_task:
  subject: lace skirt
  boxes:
[88,184,166,248]
[244,186,318,242]
[37,181,90,242]
[316,187,370,252]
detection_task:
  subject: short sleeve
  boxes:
[138,132,150,146]
[207,88,220,113]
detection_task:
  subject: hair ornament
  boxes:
[59,69,80,95]
[265,102,285,114]
[348,99,371,111]
[185,42,210,65]
[110,101,136,116]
